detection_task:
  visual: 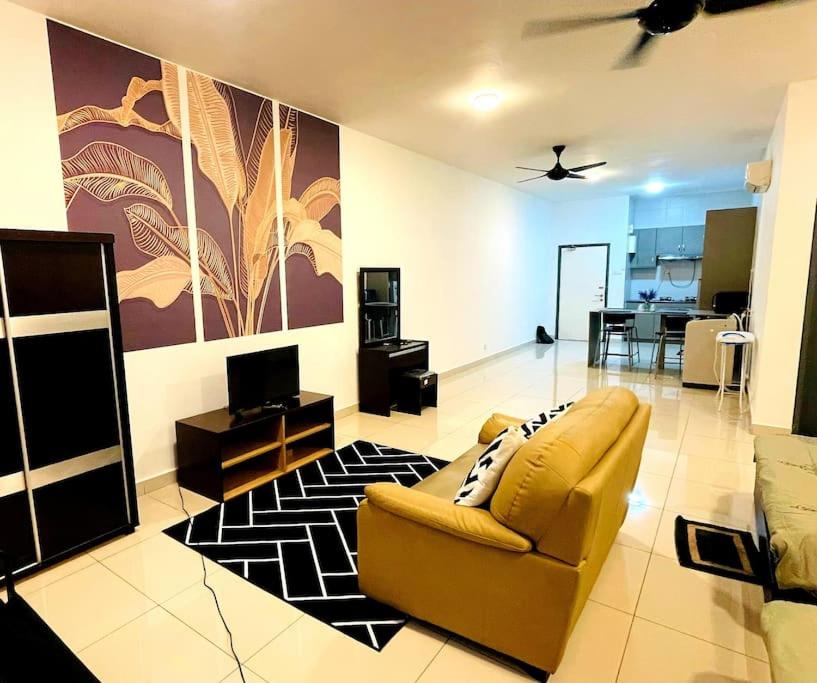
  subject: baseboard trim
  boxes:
[438,340,535,381]
[750,423,792,436]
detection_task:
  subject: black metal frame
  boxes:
[555,243,610,339]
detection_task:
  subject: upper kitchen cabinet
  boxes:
[655,227,684,257]
[681,225,705,258]
[632,228,657,268]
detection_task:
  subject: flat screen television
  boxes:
[227,346,300,415]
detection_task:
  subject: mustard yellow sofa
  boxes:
[357,387,650,676]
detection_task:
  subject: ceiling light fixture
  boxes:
[471,91,501,112]
[645,180,666,194]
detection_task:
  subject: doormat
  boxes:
[674,515,769,585]
[164,440,446,651]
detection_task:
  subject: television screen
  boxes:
[227,346,299,415]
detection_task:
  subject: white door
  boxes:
[557,245,609,341]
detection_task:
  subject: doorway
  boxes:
[556,243,609,341]
[793,204,817,435]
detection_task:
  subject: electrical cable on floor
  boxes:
[177,487,247,683]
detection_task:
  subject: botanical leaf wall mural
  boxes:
[47,21,342,350]
[281,106,343,329]
[47,21,195,351]
[187,76,282,340]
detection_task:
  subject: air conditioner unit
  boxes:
[745,160,772,194]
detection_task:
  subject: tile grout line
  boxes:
[632,613,771,664]
[615,402,688,681]
[413,632,451,682]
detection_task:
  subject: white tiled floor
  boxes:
[6,340,771,681]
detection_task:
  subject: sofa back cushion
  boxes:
[490,388,639,552]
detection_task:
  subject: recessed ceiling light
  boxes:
[471,91,501,112]
[645,180,666,194]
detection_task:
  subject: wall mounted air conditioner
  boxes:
[745,160,772,194]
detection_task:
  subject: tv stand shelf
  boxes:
[175,391,334,502]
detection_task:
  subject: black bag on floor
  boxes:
[536,326,554,344]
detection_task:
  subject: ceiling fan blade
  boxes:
[614,31,657,69]
[522,10,642,38]
[517,174,548,183]
[567,173,587,180]
[703,0,797,14]
[569,161,608,173]
[515,166,550,172]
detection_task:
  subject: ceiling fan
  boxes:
[516,145,607,183]
[522,0,801,68]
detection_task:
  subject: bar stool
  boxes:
[715,330,755,412]
[600,311,639,367]
[650,315,687,373]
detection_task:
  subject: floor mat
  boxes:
[674,515,769,585]
[164,440,447,651]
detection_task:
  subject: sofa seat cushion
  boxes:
[490,388,639,551]
[756,436,817,591]
[761,600,817,683]
[412,444,483,500]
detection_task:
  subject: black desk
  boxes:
[358,340,429,416]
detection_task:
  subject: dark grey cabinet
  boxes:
[656,227,684,257]
[632,229,657,268]
[681,225,705,258]
[0,229,138,579]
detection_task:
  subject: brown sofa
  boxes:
[357,387,650,676]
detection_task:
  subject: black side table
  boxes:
[396,370,438,415]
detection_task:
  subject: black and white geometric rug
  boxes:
[164,440,447,651]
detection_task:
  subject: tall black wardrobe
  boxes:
[0,229,138,579]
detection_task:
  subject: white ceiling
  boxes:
[14,0,817,200]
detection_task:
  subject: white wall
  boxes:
[629,190,754,301]
[0,1,551,482]
[545,196,631,331]
[0,2,66,229]
[749,79,817,431]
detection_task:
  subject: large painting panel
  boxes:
[47,21,196,351]
[186,74,282,339]
[281,106,343,329]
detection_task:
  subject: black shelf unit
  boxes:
[0,229,138,582]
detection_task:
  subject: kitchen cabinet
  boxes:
[656,227,684,257]
[632,228,657,268]
[681,225,705,258]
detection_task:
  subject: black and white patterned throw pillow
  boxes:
[454,426,526,507]
[519,402,574,439]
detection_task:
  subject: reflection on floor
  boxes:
[2,340,770,682]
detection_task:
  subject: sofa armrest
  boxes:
[478,413,526,444]
[364,483,532,552]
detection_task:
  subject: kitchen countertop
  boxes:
[625,299,698,305]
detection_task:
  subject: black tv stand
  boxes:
[358,340,430,417]
[175,391,335,502]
